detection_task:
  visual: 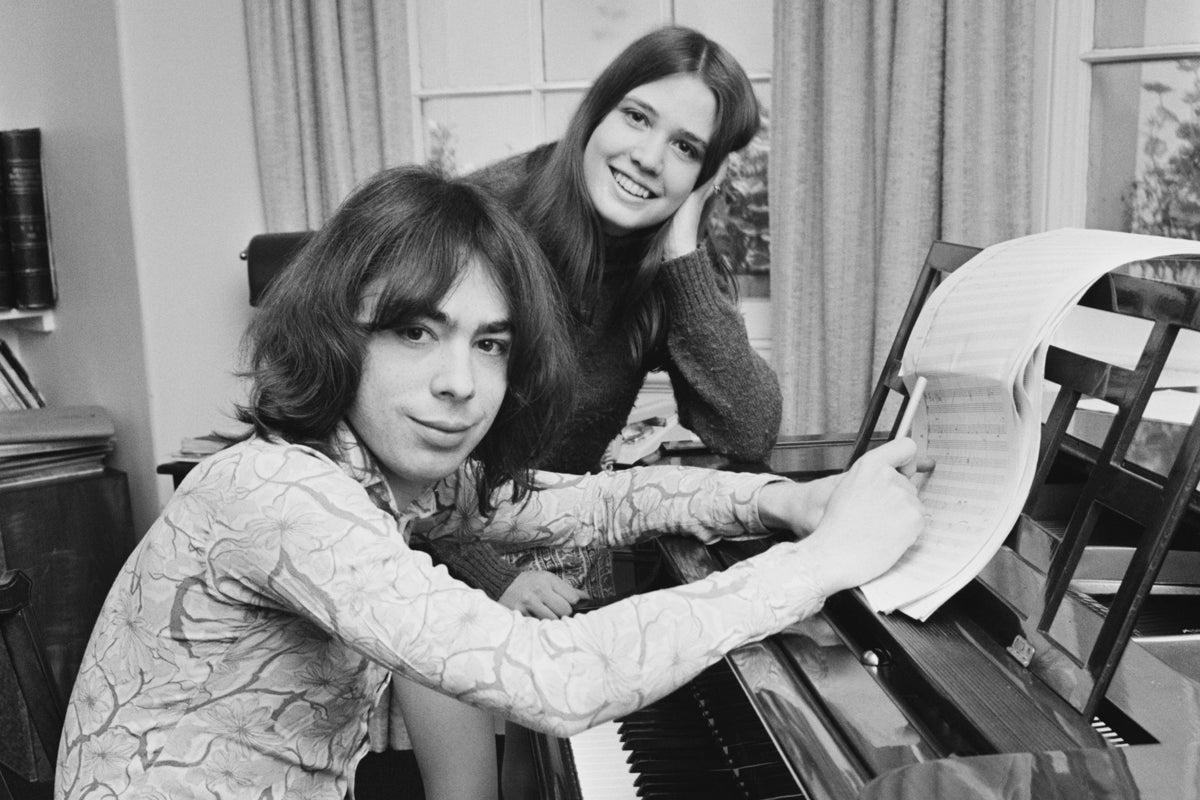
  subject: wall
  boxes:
[115,1,263,519]
[0,1,263,534]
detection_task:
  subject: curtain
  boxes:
[243,0,413,231]
[770,0,1033,436]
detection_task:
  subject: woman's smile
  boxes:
[583,73,716,235]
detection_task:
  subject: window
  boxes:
[1087,0,1200,242]
[1037,0,1200,450]
[407,0,773,296]
[1039,0,1200,241]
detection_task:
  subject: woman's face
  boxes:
[582,73,717,236]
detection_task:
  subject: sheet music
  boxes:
[860,228,1200,620]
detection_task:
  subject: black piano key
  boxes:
[609,660,809,800]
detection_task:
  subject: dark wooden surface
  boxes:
[0,469,135,788]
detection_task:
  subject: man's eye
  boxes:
[398,326,429,342]
[478,338,511,356]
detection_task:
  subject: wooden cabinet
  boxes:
[0,468,135,788]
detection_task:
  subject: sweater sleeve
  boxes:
[425,538,522,601]
[658,243,783,462]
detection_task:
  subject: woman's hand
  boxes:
[664,159,729,260]
[758,438,927,597]
[498,570,588,619]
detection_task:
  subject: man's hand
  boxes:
[758,438,927,596]
[498,570,589,619]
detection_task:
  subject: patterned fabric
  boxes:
[55,426,825,799]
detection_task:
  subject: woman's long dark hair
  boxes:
[238,166,576,511]
[521,25,761,363]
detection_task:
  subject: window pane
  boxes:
[675,0,773,75]
[1087,59,1200,241]
[541,0,663,82]
[417,0,529,88]
[543,89,585,142]
[422,95,532,175]
[1095,0,1200,49]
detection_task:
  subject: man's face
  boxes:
[348,258,511,507]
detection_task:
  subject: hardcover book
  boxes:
[0,128,56,309]
[0,141,13,310]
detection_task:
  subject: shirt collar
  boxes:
[330,422,441,521]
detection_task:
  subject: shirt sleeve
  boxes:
[207,447,824,737]
[427,464,785,552]
[658,242,783,462]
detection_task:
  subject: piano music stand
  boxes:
[850,246,1200,718]
[847,241,982,465]
[1023,261,1200,716]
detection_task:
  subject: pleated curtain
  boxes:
[243,0,414,231]
[770,0,1034,436]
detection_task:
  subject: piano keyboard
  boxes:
[565,660,807,799]
[569,720,639,799]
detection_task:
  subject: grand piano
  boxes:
[537,242,1200,800]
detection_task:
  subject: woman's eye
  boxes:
[674,140,700,160]
[622,107,648,127]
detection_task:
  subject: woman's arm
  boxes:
[425,536,586,616]
[657,242,782,461]
[656,167,782,463]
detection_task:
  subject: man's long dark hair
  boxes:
[238,166,576,511]
[520,25,761,363]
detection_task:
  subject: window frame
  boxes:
[1035,0,1200,233]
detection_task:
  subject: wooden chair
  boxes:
[0,569,65,800]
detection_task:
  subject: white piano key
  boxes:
[568,720,638,800]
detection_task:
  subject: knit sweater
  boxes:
[433,145,783,598]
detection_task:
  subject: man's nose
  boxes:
[430,345,475,399]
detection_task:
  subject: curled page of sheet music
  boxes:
[859,228,1200,621]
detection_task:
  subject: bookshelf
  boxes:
[0,308,54,332]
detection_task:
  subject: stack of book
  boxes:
[170,432,237,462]
[0,405,115,487]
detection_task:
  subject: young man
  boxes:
[55,166,924,799]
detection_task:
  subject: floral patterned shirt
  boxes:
[55,426,825,799]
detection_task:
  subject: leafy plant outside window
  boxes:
[704,113,771,297]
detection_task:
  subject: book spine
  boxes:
[1,128,56,310]
[0,362,33,408]
[0,365,25,410]
[0,339,44,407]
[0,138,12,310]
